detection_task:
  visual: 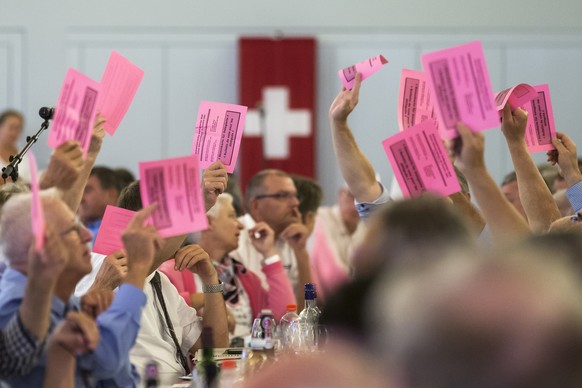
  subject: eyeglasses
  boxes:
[254,192,301,202]
[571,213,582,223]
[60,219,85,237]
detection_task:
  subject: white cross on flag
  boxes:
[238,38,316,190]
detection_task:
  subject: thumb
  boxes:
[513,108,528,126]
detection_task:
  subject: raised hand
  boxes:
[202,161,228,211]
[329,73,362,124]
[40,141,84,191]
[249,221,277,258]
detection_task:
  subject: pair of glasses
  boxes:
[570,212,582,223]
[254,192,300,202]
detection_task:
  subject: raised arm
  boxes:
[549,132,582,213]
[501,104,560,232]
[454,123,530,243]
[329,73,381,203]
[52,116,106,213]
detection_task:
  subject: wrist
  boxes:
[260,248,277,259]
[565,171,582,187]
[200,274,219,286]
[261,254,280,267]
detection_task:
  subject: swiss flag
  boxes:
[238,37,316,192]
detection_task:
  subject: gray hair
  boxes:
[0,190,59,266]
[206,193,234,219]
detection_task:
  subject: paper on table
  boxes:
[421,41,498,139]
[28,152,44,252]
[48,68,101,157]
[192,101,247,173]
[139,155,208,237]
[521,84,556,153]
[397,69,439,132]
[93,205,136,256]
[97,51,144,136]
[382,119,461,198]
[338,54,388,90]
[495,83,537,111]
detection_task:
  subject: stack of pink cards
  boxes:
[48,68,101,157]
[97,51,144,136]
[93,205,136,256]
[27,152,44,252]
[139,155,208,237]
[338,54,388,90]
[397,69,438,132]
[495,83,537,112]
[192,101,247,173]
[382,119,460,198]
[421,41,498,139]
[521,84,556,153]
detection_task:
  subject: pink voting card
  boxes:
[421,41,498,140]
[338,54,388,90]
[521,84,556,153]
[495,84,537,111]
[139,155,208,237]
[398,69,439,132]
[93,205,136,256]
[382,119,461,198]
[192,101,247,173]
[97,51,144,136]
[49,68,101,157]
[28,152,44,252]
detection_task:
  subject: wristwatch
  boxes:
[202,281,224,294]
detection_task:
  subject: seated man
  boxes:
[232,169,312,306]
[116,181,229,379]
[0,193,158,387]
[80,166,133,245]
[159,193,295,339]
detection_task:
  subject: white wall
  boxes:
[1,0,582,203]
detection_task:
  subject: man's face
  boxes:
[208,202,243,253]
[80,175,118,224]
[250,175,301,235]
[501,181,527,220]
[51,202,93,277]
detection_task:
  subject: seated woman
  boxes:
[159,193,295,339]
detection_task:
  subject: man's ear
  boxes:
[206,215,214,230]
[107,188,121,204]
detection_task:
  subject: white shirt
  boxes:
[230,214,298,290]
[130,270,202,380]
[74,253,106,297]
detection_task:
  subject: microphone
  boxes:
[39,107,55,121]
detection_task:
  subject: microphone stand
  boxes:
[2,109,52,183]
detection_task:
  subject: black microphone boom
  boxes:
[1,106,54,182]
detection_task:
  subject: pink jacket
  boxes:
[158,258,295,321]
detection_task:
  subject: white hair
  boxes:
[206,193,234,219]
[0,190,59,266]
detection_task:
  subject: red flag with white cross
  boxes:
[238,37,316,193]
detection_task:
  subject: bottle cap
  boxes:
[221,360,237,369]
[286,304,297,311]
[304,283,317,300]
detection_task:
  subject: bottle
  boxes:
[197,327,218,388]
[279,304,301,352]
[218,360,242,387]
[144,360,159,387]
[245,320,268,377]
[299,283,321,351]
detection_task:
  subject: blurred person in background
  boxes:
[368,245,582,388]
[0,110,30,184]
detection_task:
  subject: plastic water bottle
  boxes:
[299,283,321,351]
[279,304,301,352]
